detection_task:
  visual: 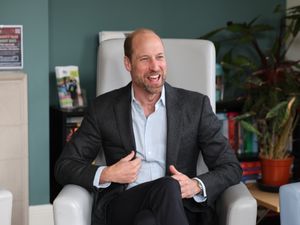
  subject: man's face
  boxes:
[124,32,167,95]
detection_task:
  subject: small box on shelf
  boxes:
[49,106,87,202]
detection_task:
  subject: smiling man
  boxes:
[124,30,166,95]
[55,29,242,225]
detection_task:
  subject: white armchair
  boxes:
[0,188,13,225]
[53,38,257,225]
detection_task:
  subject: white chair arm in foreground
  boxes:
[0,188,13,225]
[54,182,257,225]
[53,185,93,225]
[280,182,300,225]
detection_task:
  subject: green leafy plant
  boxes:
[202,5,300,159]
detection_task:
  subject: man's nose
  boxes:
[149,58,159,71]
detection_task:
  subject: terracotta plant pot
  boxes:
[260,156,294,187]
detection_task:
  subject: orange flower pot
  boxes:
[260,156,294,187]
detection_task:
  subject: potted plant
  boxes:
[202,5,300,187]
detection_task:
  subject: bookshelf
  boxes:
[216,99,244,112]
[216,99,259,158]
[49,106,86,203]
[216,100,261,183]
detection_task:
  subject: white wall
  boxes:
[29,205,53,225]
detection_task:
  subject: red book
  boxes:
[227,112,239,152]
[242,169,262,176]
[240,161,261,169]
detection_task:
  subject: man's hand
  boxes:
[100,151,141,184]
[169,165,201,199]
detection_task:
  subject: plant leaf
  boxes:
[246,76,264,87]
[226,23,248,33]
[240,120,261,136]
[251,24,274,33]
[234,112,254,120]
[249,16,260,26]
[199,27,225,39]
[232,55,256,68]
[266,101,288,119]
[273,4,283,13]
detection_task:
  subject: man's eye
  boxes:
[157,55,165,60]
[140,58,148,61]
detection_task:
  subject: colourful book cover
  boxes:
[216,113,228,138]
[55,65,85,109]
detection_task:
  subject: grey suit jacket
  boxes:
[55,82,242,224]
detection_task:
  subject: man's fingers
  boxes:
[132,157,142,167]
[120,151,135,162]
[170,168,198,199]
[169,165,181,175]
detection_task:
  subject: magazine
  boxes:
[55,65,85,109]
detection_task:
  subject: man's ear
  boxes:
[124,56,132,72]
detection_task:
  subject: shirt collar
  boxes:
[131,85,166,107]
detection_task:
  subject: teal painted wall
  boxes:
[0,0,49,204]
[49,0,285,105]
[1,0,285,205]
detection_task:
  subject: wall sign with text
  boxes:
[0,25,23,69]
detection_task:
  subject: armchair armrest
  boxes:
[0,188,13,225]
[216,182,257,225]
[53,184,93,225]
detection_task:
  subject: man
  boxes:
[55,28,242,225]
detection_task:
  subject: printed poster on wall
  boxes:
[0,25,23,69]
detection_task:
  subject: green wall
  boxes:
[0,0,49,204]
[1,0,285,205]
[49,0,286,104]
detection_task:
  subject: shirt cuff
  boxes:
[192,177,207,203]
[93,166,111,188]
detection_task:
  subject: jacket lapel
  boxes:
[165,83,183,174]
[113,83,136,155]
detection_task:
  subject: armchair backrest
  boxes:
[96,38,216,173]
[96,38,216,111]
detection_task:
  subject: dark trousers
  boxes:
[106,177,206,225]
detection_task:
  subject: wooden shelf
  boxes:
[247,183,279,213]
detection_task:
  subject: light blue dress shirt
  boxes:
[93,85,206,202]
[128,85,167,189]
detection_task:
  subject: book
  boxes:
[65,116,83,142]
[240,161,261,169]
[240,161,261,183]
[241,174,261,183]
[227,112,239,152]
[55,65,85,109]
[216,113,228,138]
[217,112,259,155]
